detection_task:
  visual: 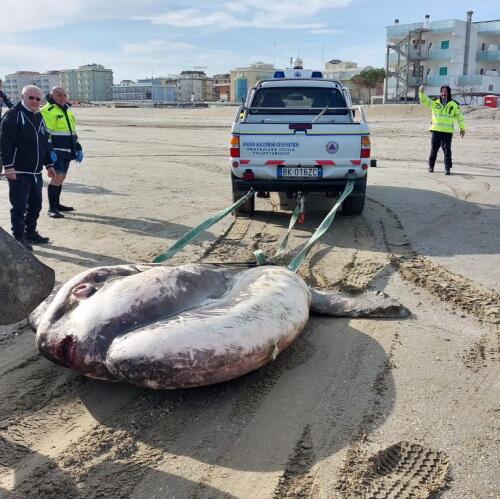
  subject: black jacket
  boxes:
[0,102,53,174]
[0,90,13,109]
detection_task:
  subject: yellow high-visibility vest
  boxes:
[41,103,78,156]
[419,90,465,133]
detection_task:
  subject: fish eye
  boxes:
[72,283,97,300]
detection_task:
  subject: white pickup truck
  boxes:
[229,68,370,215]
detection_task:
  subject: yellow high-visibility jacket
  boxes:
[419,90,465,133]
[41,102,80,159]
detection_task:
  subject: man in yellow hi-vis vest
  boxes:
[419,85,465,175]
[41,87,83,218]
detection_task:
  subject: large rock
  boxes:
[0,226,55,324]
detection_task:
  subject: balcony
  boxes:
[430,19,459,33]
[458,76,484,87]
[477,21,500,35]
[386,22,423,40]
[477,50,500,62]
[428,49,457,61]
[426,75,457,87]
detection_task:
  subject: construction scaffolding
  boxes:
[385,25,430,103]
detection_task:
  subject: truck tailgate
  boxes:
[238,123,366,167]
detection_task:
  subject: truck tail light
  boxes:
[243,169,255,180]
[230,135,240,158]
[361,135,370,158]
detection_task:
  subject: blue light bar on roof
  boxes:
[311,71,323,78]
[274,71,285,78]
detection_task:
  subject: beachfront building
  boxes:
[323,60,375,103]
[178,71,213,102]
[385,12,500,103]
[213,73,230,101]
[112,78,178,104]
[60,64,113,102]
[3,71,61,103]
[229,62,275,102]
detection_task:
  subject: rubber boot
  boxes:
[48,184,64,218]
[57,185,74,212]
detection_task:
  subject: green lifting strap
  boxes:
[274,193,305,258]
[287,180,355,273]
[253,193,305,266]
[153,189,254,264]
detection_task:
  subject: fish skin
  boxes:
[31,263,409,389]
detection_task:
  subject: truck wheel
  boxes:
[231,175,255,215]
[342,175,366,216]
[370,159,377,168]
[341,195,365,215]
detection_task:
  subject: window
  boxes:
[441,40,449,49]
[480,68,484,75]
[439,67,448,76]
[488,84,493,91]
[250,86,347,115]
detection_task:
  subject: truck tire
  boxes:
[370,159,377,168]
[342,175,366,216]
[231,174,255,215]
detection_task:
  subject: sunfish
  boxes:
[30,263,409,389]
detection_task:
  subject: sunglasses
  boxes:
[28,96,41,102]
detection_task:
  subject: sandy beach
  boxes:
[0,104,499,498]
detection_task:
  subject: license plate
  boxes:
[277,167,322,178]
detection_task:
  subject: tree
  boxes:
[352,68,386,103]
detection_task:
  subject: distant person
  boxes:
[41,86,83,218]
[0,79,14,122]
[419,85,465,175]
[1,85,55,250]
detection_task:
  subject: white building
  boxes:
[3,71,61,103]
[385,12,500,103]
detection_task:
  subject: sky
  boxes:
[0,0,498,82]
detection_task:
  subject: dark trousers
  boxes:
[429,131,453,170]
[8,174,43,239]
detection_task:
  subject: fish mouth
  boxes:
[41,334,113,379]
[54,335,78,368]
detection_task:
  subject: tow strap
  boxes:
[153,178,355,271]
[287,180,354,272]
[153,189,254,263]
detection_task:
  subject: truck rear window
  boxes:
[250,86,348,115]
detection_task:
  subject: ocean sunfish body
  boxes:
[31,264,409,389]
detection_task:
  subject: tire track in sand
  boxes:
[367,197,500,324]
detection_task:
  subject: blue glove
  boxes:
[50,151,58,163]
[76,150,84,163]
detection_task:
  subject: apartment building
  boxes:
[112,78,178,103]
[178,71,213,102]
[60,64,113,102]
[230,62,275,102]
[385,12,500,103]
[213,73,230,101]
[3,71,61,103]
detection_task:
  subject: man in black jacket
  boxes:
[0,79,13,122]
[1,85,55,250]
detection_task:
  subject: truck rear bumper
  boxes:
[233,178,366,195]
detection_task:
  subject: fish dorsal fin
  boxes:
[309,288,410,318]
